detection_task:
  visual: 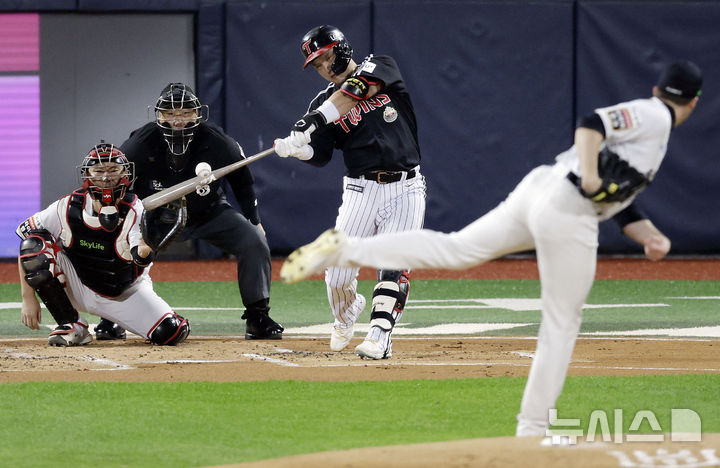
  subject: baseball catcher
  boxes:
[17,142,190,346]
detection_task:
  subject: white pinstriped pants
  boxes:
[326,169,426,327]
[332,164,601,435]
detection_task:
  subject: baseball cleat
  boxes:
[330,324,354,351]
[354,338,392,360]
[280,229,346,284]
[244,312,284,340]
[48,317,92,347]
[94,318,127,340]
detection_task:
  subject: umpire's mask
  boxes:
[153,83,208,172]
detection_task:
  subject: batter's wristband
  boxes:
[317,100,340,123]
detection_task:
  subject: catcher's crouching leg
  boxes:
[19,231,92,346]
[149,313,190,345]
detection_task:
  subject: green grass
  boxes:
[2,279,720,337]
[1,375,718,467]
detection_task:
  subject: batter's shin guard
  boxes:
[20,233,79,325]
[369,270,411,333]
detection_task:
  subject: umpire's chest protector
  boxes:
[62,190,142,297]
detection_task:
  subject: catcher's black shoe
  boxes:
[242,310,283,340]
[94,318,127,340]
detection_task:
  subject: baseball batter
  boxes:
[274,25,427,359]
[17,143,189,346]
[98,83,283,341]
[281,61,703,435]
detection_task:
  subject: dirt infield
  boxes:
[2,335,720,383]
[2,258,720,466]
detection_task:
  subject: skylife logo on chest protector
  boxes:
[79,239,105,251]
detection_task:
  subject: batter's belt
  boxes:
[356,169,417,184]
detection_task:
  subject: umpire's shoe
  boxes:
[242,308,284,340]
[94,318,127,340]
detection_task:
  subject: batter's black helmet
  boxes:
[301,25,353,75]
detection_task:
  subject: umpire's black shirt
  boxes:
[120,121,260,225]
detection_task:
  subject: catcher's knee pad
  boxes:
[149,313,190,345]
[19,231,78,325]
[369,270,410,331]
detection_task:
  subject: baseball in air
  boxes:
[195,162,212,178]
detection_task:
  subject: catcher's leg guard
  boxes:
[19,231,79,325]
[149,313,190,345]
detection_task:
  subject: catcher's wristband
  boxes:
[131,246,155,267]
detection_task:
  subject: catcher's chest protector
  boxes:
[64,190,141,297]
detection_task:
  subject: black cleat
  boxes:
[94,318,127,340]
[243,311,284,340]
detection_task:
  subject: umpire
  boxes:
[94,83,283,340]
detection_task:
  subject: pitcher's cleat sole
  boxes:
[280,229,346,284]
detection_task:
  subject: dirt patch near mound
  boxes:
[228,434,720,468]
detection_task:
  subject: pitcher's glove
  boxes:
[582,148,650,203]
[141,197,187,251]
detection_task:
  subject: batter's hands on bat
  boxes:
[21,297,42,330]
[292,110,325,141]
[274,137,314,161]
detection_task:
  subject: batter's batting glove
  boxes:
[274,137,314,161]
[292,110,326,142]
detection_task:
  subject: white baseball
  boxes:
[195,162,212,178]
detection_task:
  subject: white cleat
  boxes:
[330,324,354,351]
[48,317,92,347]
[280,229,347,284]
[354,338,392,360]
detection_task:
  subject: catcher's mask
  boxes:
[79,142,135,231]
[301,25,353,75]
[152,83,208,171]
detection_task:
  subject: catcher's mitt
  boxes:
[582,148,650,203]
[141,197,187,251]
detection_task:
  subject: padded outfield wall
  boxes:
[2,0,718,255]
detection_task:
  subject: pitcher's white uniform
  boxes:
[19,192,174,338]
[325,96,676,433]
